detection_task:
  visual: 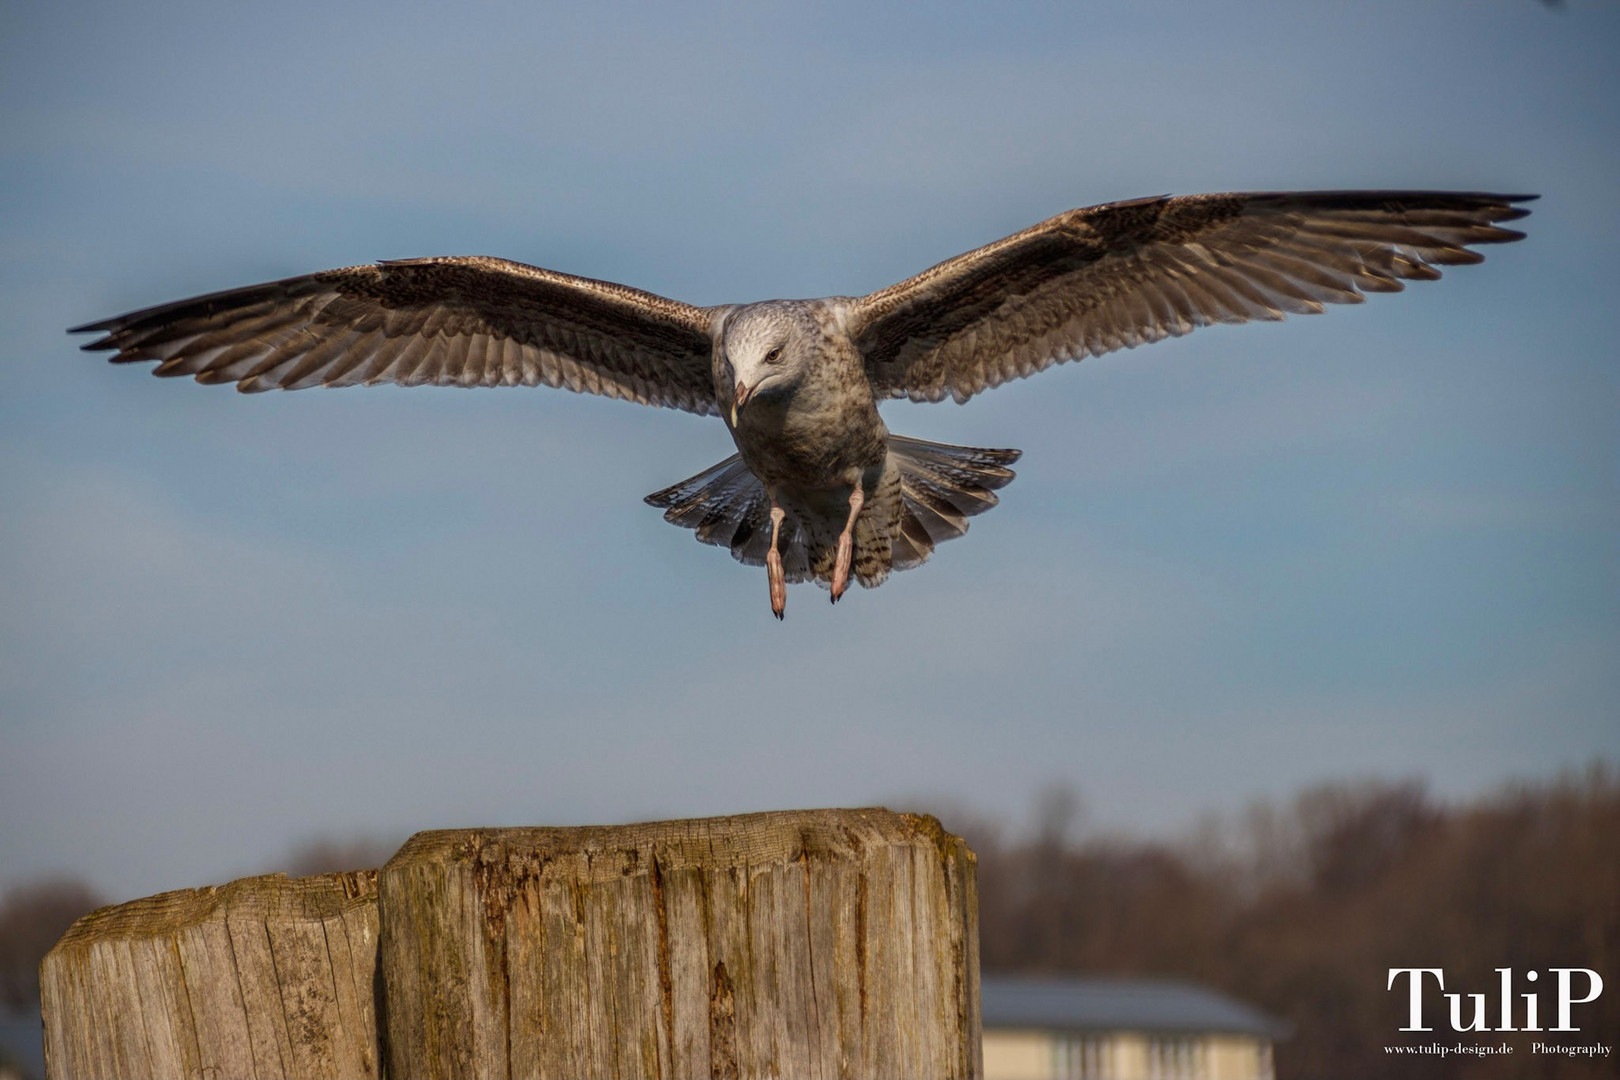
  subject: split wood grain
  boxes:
[379,808,981,1079]
[40,871,380,1080]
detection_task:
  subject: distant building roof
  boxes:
[981,975,1290,1040]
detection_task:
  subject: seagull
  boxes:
[72,190,1532,618]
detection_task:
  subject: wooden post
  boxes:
[39,809,980,1080]
[39,871,380,1080]
[380,809,980,1079]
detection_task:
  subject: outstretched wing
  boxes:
[71,256,720,415]
[849,191,1534,404]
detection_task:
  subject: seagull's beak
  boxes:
[730,380,755,427]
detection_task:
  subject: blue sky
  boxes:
[2,0,1616,903]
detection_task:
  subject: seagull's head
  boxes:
[722,302,816,427]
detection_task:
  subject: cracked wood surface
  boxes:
[40,871,380,1080]
[380,808,981,1079]
[37,810,979,1080]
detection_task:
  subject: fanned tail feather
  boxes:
[888,435,1020,572]
[644,455,816,582]
[647,435,1020,588]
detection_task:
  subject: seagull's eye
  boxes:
[764,345,784,364]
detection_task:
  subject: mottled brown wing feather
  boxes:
[850,191,1535,404]
[71,256,720,414]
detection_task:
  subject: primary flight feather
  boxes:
[72,189,1533,617]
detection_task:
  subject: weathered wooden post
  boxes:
[380,809,980,1079]
[40,808,980,1080]
[39,871,380,1080]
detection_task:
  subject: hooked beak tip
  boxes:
[731,381,753,427]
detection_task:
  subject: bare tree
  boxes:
[970,764,1618,1079]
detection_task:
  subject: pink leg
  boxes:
[830,485,864,603]
[766,502,787,620]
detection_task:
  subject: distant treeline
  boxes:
[0,836,401,1016]
[954,763,1618,1080]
